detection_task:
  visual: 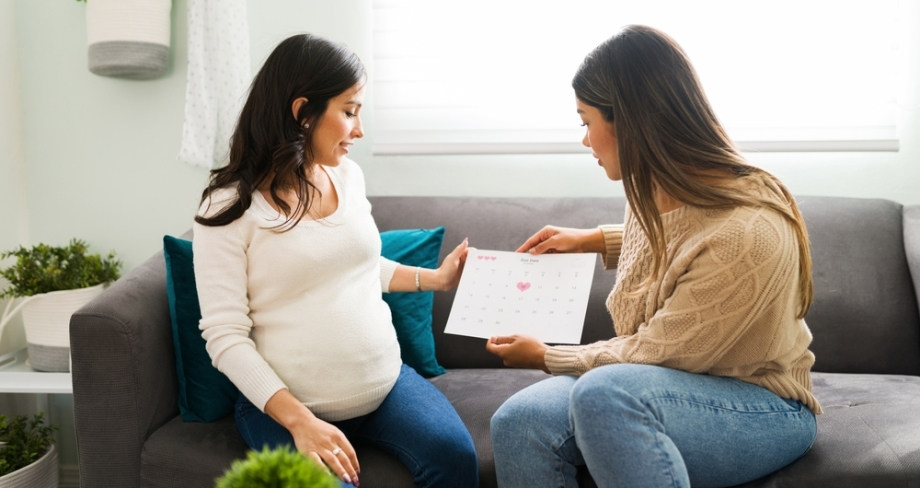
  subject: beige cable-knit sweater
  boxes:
[545,174,822,414]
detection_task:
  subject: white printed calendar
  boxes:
[445,249,597,344]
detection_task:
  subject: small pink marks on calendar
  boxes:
[444,249,597,344]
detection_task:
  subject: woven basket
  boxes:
[0,444,58,488]
[86,0,172,80]
[19,284,106,372]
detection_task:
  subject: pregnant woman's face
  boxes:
[311,83,366,167]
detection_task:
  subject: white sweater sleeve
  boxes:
[379,257,398,292]
[193,210,287,411]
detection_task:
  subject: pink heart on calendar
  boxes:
[490,256,497,260]
[477,255,483,260]
[516,282,531,291]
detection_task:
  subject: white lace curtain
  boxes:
[177,0,251,169]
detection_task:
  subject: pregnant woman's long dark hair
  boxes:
[196,33,365,230]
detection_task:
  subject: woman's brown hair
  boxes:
[195,34,365,230]
[572,25,813,317]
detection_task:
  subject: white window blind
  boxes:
[372,0,900,155]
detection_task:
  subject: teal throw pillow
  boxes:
[380,227,447,378]
[163,235,239,423]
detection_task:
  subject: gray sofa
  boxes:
[70,195,920,488]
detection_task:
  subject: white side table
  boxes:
[0,347,72,429]
[0,348,72,394]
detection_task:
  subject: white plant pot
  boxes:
[0,443,58,488]
[86,0,172,80]
[19,284,106,372]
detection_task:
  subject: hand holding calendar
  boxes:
[444,249,597,344]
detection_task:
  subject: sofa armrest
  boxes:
[905,205,920,317]
[70,250,179,488]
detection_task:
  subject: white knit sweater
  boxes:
[192,159,402,421]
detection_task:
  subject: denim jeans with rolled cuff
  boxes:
[491,363,817,488]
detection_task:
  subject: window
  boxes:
[372,0,900,155]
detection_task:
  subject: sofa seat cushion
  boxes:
[141,415,417,488]
[431,368,551,488]
[437,370,920,488]
[140,416,247,487]
[736,372,920,487]
[138,369,549,488]
[138,370,920,488]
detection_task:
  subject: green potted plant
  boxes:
[215,445,339,488]
[0,239,121,372]
[0,412,59,488]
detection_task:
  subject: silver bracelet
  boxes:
[415,266,422,292]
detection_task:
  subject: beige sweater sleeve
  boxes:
[598,224,624,269]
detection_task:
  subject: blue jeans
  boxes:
[235,364,478,488]
[491,364,816,488]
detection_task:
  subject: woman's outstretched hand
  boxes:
[434,238,469,291]
[516,226,606,255]
[485,335,551,373]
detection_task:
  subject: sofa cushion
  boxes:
[163,235,239,423]
[142,414,418,488]
[138,370,920,488]
[735,371,920,487]
[797,197,920,375]
[380,227,447,377]
[430,368,551,488]
[139,369,549,488]
[141,415,248,487]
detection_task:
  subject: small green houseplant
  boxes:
[0,239,121,299]
[0,412,58,484]
[215,445,339,488]
[0,239,122,372]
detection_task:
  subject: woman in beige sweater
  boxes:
[486,25,820,488]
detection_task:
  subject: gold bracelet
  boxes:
[415,266,422,292]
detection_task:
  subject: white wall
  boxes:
[0,0,27,358]
[0,0,41,477]
[2,0,919,482]
[13,1,204,273]
[7,0,920,272]
[0,0,27,249]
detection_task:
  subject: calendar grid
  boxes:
[445,249,597,344]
